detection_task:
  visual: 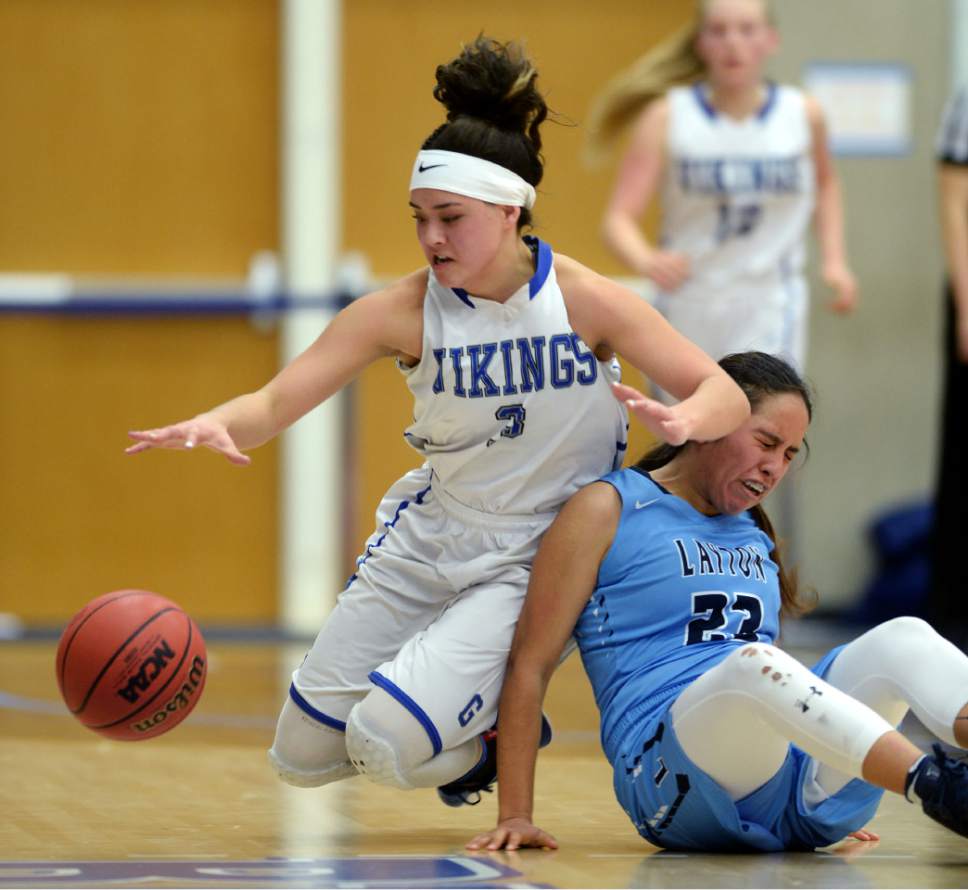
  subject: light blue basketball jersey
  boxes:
[576,467,780,764]
[575,467,883,851]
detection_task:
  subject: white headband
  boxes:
[409,150,536,210]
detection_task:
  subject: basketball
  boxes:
[55,589,207,741]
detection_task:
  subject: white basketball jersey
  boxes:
[400,237,628,515]
[661,83,815,296]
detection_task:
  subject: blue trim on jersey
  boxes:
[369,670,443,756]
[451,287,475,308]
[692,83,717,120]
[691,81,779,122]
[449,237,552,307]
[288,683,347,732]
[757,81,779,121]
[524,236,553,299]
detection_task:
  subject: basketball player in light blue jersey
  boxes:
[126,38,750,809]
[469,352,968,853]
[589,0,856,374]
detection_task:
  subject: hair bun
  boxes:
[433,37,545,143]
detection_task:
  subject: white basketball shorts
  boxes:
[287,465,554,755]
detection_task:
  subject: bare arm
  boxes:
[466,482,622,851]
[558,255,750,445]
[807,95,858,314]
[939,164,968,362]
[601,100,690,291]
[127,272,426,463]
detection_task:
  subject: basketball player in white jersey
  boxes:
[588,0,856,374]
[126,38,749,807]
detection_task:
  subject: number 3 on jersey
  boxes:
[495,403,526,439]
[685,591,764,645]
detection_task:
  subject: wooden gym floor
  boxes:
[3,633,968,889]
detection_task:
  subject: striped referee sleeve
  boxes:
[938,86,968,164]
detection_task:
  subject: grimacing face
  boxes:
[694,391,809,515]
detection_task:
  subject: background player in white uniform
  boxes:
[589,0,856,374]
[469,352,968,852]
[127,38,749,805]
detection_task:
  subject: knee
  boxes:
[268,698,357,788]
[719,643,797,689]
[874,615,934,639]
[866,616,938,657]
[345,700,418,790]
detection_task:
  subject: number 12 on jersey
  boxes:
[716,202,762,242]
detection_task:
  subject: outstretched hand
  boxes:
[466,817,559,852]
[611,382,690,446]
[126,416,251,466]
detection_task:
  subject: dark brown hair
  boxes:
[636,351,814,618]
[422,36,547,230]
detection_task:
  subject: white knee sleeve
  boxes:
[344,689,484,789]
[345,704,416,790]
[726,644,893,775]
[268,748,359,788]
[825,616,968,746]
[674,643,894,785]
[268,697,357,788]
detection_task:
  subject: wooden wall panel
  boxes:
[0,315,281,623]
[0,1,280,623]
[0,0,278,277]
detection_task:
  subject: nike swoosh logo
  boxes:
[634,498,660,510]
[418,163,447,172]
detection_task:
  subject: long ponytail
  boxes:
[584,21,704,163]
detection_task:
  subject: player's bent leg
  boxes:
[671,643,896,800]
[814,616,968,797]
[824,616,968,745]
[345,565,544,798]
[345,687,482,790]
[268,697,358,787]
